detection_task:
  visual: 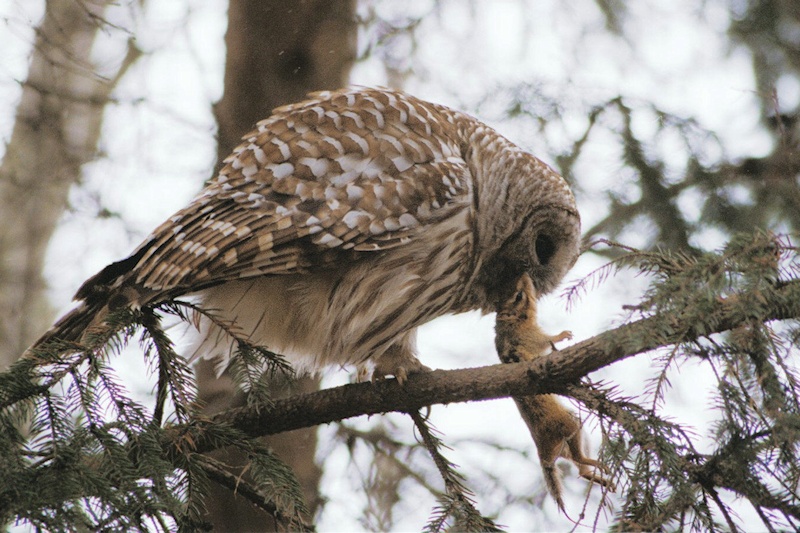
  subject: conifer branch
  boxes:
[4,235,799,530]
[196,454,315,532]
[169,279,800,452]
[409,410,500,532]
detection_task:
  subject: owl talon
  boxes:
[355,364,371,383]
[371,359,430,385]
[553,330,573,343]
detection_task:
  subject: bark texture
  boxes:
[214,0,358,167]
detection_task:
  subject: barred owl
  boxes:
[35,87,581,381]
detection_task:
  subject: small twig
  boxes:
[196,454,315,532]
[409,410,500,532]
[409,411,464,497]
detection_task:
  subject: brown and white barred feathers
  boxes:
[32,87,581,384]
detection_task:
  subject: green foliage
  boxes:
[409,411,502,533]
[566,232,800,531]
[513,89,800,253]
[160,301,295,410]
[0,303,306,532]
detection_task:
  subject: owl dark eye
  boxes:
[535,233,556,266]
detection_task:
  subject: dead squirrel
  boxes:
[495,273,614,512]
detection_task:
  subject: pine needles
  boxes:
[0,302,305,532]
[1,231,799,531]
[409,410,502,532]
[563,231,800,531]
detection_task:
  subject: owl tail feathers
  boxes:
[26,299,112,358]
[26,250,153,358]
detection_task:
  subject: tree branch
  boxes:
[197,455,315,532]
[164,280,800,456]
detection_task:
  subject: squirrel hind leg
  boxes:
[566,433,617,491]
[577,462,616,491]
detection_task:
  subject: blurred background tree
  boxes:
[1,0,799,531]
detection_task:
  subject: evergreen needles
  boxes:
[0,303,305,532]
[564,232,800,531]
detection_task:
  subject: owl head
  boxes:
[472,151,581,310]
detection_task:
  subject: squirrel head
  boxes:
[495,273,538,324]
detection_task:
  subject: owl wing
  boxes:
[128,88,473,293]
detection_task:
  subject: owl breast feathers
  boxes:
[40,87,581,379]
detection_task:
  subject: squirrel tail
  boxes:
[541,462,567,513]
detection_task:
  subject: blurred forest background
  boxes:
[1,0,799,531]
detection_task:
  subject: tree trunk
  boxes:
[197,1,356,528]
[0,0,137,367]
[213,0,358,168]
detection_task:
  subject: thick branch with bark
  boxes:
[5,255,797,529]
[164,279,800,455]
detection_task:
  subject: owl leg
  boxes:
[371,332,430,384]
[372,349,430,384]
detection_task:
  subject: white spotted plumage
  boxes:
[36,87,581,380]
